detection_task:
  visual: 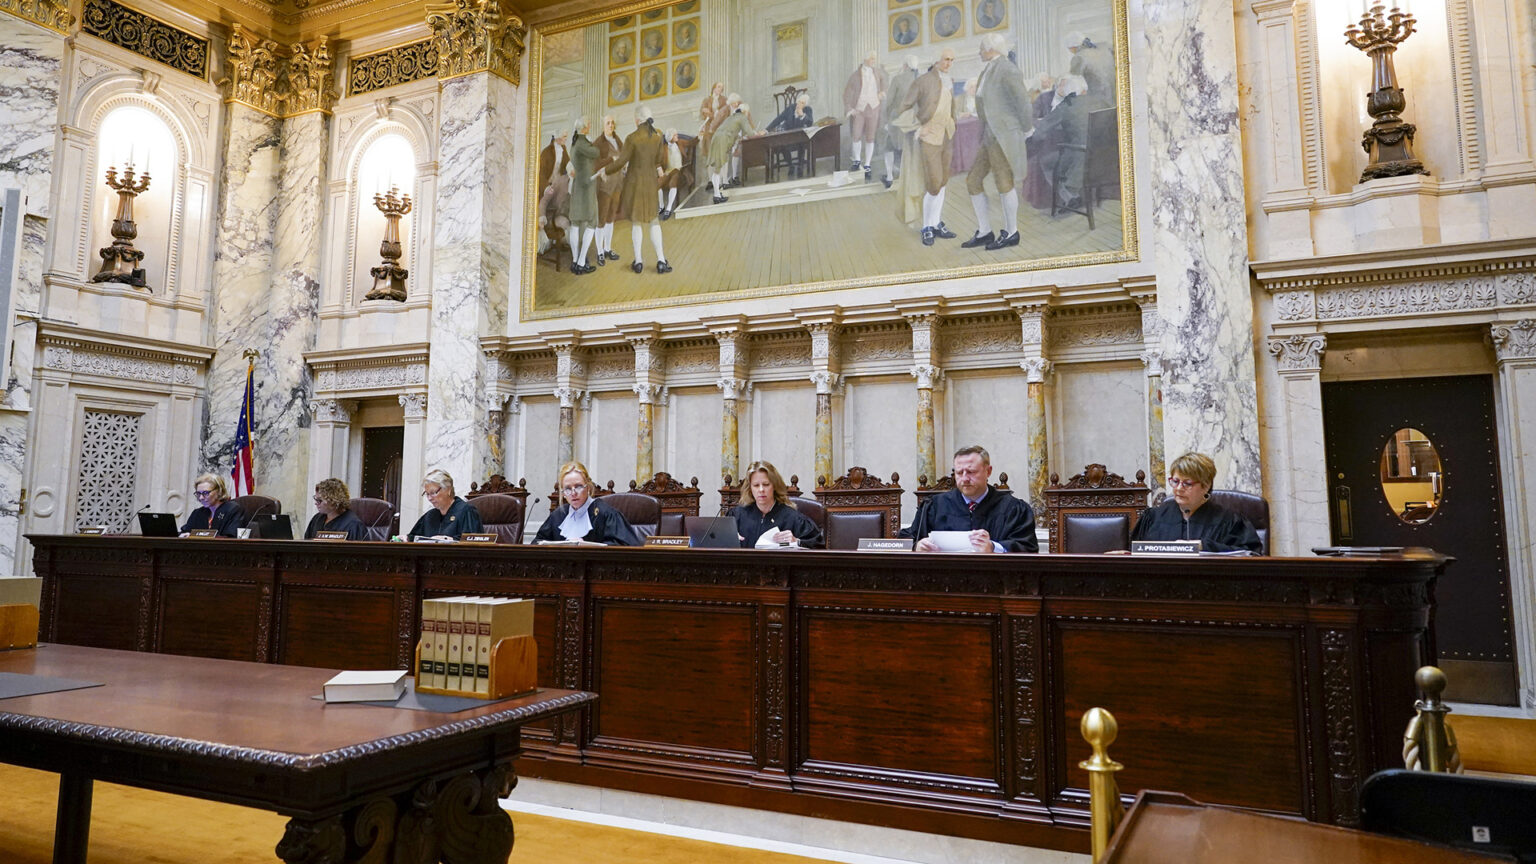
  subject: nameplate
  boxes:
[644,535,690,547]
[187,529,218,538]
[315,531,349,541]
[77,526,108,536]
[461,533,497,544]
[1131,540,1202,555]
[858,538,914,552]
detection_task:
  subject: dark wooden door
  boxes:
[1323,375,1516,704]
[361,426,403,510]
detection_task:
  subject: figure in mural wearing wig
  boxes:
[877,54,922,189]
[1066,32,1114,110]
[963,32,1031,251]
[706,100,755,204]
[567,117,599,274]
[843,51,887,181]
[698,81,728,158]
[593,115,626,265]
[899,47,959,245]
[657,127,689,219]
[603,105,673,274]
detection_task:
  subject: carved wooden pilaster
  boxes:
[426,0,528,85]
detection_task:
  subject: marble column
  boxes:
[810,373,842,486]
[399,393,428,532]
[1487,321,1536,709]
[626,331,663,483]
[912,366,941,485]
[203,103,282,483]
[1138,298,1167,499]
[718,378,748,482]
[1022,358,1053,514]
[802,315,842,486]
[1267,334,1329,556]
[307,399,354,497]
[1145,0,1262,493]
[0,13,64,574]
[554,387,580,466]
[550,336,586,469]
[423,69,517,487]
[901,305,942,486]
[484,394,509,478]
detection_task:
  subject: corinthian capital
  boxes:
[282,36,336,115]
[1267,333,1326,373]
[1021,357,1054,383]
[717,377,749,401]
[809,371,844,395]
[426,0,528,86]
[1490,320,1536,363]
[910,364,943,390]
[225,23,282,116]
[398,392,428,419]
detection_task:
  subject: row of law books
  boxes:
[418,595,533,694]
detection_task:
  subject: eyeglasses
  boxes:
[562,485,588,496]
[422,486,442,498]
[1167,477,1201,490]
[193,490,213,498]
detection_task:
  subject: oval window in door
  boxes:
[1380,428,1443,524]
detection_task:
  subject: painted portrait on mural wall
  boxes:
[524,0,1132,319]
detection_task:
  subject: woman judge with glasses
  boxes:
[729,460,822,548]
[408,469,483,541]
[1128,452,1263,554]
[305,478,368,540]
[180,473,246,537]
[534,461,641,546]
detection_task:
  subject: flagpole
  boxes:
[235,349,259,497]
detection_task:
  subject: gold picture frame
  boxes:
[673,18,699,53]
[673,56,699,93]
[973,0,1008,32]
[640,24,667,62]
[608,33,634,67]
[639,62,667,99]
[930,2,965,42]
[888,10,921,51]
[607,70,634,106]
[772,20,808,85]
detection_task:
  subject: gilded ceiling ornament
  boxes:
[225,22,282,116]
[0,0,72,34]
[283,35,336,114]
[426,0,527,86]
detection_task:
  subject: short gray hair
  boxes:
[980,33,1009,56]
[423,468,454,493]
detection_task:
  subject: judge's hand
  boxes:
[1104,549,1132,555]
[772,529,794,544]
[969,529,995,553]
[915,537,939,553]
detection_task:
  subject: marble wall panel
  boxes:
[1054,362,1147,481]
[515,397,560,513]
[843,375,916,515]
[587,392,638,488]
[945,372,1030,487]
[748,383,816,485]
[666,388,720,490]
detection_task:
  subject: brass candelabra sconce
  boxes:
[365,185,412,302]
[92,163,151,289]
[1345,4,1429,182]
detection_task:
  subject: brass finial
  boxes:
[1402,665,1462,774]
[1079,708,1125,863]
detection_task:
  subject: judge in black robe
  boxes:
[409,469,483,540]
[729,460,822,548]
[182,473,245,536]
[534,460,641,546]
[305,510,368,540]
[899,446,1039,553]
[1129,451,1263,554]
[305,478,369,540]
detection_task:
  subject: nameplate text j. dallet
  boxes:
[644,535,690,547]
[1131,540,1202,555]
[858,538,915,552]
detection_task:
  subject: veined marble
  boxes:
[203,105,282,486]
[264,111,327,514]
[1143,0,1262,493]
[424,72,516,486]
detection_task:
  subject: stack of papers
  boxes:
[323,669,408,703]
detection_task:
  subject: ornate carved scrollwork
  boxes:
[426,0,528,86]
[348,40,439,97]
[82,0,209,79]
[225,23,282,115]
[283,36,337,115]
[0,0,71,33]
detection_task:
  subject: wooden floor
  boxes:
[531,173,1125,313]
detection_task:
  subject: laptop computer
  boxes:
[248,513,293,539]
[137,512,179,537]
[686,515,739,549]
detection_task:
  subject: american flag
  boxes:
[231,359,255,497]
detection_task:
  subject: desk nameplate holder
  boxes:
[77,526,107,536]
[315,531,348,541]
[461,533,497,544]
[644,535,689,547]
[859,537,914,552]
[413,636,536,700]
[187,529,218,538]
[1130,540,1201,555]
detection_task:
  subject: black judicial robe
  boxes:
[1130,499,1263,554]
[729,502,823,548]
[180,500,245,537]
[534,500,641,546]
[304,509,368,541]
[407,497,483,540]
[900,488,1039,553]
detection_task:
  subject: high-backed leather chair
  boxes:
[631,472,701,536]
[788,496,825,535]
[814,467,902,550]
[914,471,1012,510]
[233,495,281,527]
[1042,465,1149,554]
[598,492,661,539]
[718,472,803,515]
[466,493,525,544]
[1053,106,1118,230]
[346,497,397,541]
[1207,489,1270,555]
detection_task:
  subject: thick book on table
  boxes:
[472,598,535,695]
[323,669,408,703]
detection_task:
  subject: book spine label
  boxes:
[432,600,450,689]
[446,601,464,692]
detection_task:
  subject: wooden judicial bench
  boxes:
[28,535,1442,854]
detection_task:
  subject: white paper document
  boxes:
[755,528,800,549]
[926,530,976,553]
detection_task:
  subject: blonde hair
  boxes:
[422,469,454,494]
[738,461,791,508]
[314,478,350,512]
[194,473,228,503]
[558,461,594,488]
[1168,452,1216,489]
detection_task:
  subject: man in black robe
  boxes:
[900,445,1038,553]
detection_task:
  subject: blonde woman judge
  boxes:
[535,461,641,545]
[408,469,482,541]
[1128,452,1263,554]
[729,461,822,548]
[180,473,245,537]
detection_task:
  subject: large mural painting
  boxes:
[522,0,1131,319]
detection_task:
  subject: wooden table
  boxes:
[0,643,595,864]
[740,122,841,184]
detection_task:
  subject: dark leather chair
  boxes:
[788,496,825,535]
[1207,489,1270,555]
[346,497,397,541]
[632,472,701,536]
[599,492,661,539]
[233,495,281,527]
[1362,769,1536,861]
[1053,106,1117,229]
[1041,465,1148,554]
[466,493,525,544]
[814,467,902,550]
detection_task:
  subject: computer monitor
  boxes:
[137,512,178,537]
[686,515,739,549]
[248,513,293,540]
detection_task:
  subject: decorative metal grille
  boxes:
[81,0,210,80]
[348,40,438,96]
[72,409,142,534]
